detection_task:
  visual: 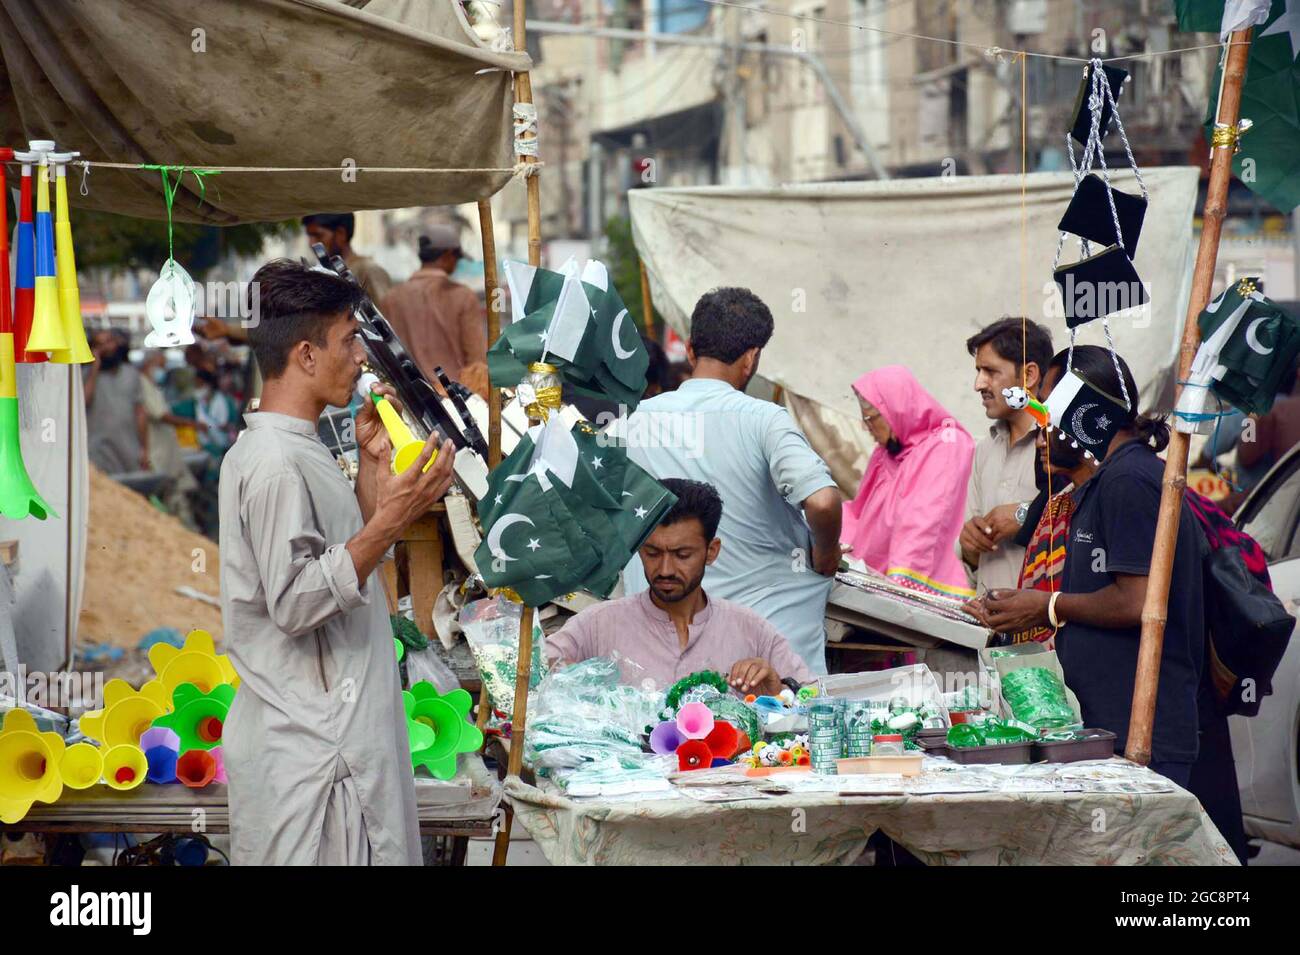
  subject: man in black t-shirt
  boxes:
[971,346,1206,787]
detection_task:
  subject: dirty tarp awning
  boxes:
[629,171,1199,492]
[0,0,531,224]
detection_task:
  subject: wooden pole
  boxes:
[478,198,503,468]
[514,0,542,268]
[639,259,655,340]
[490,602,534,866]
[1125,30,1253,765]
[491,0,546,867]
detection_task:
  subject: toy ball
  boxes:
[1002,386,1029,410]
[743,694,757,704]
[759,744,782,767]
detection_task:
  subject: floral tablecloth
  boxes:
[505,762,1238,866]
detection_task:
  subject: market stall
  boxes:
[504,767,1234,866]
[0,0,539,857]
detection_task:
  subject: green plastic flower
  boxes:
[151,682,237,752]
[402,682,483,780]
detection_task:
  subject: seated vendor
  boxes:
[546,478,815,694]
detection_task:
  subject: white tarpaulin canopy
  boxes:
[0,0,531,223]
[629,170,1199,490]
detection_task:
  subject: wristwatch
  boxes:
[1014,501,1029,526]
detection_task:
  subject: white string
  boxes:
[694,0,1236,64]
[34,159,527,175]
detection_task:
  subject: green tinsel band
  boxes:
[663,670,730,714]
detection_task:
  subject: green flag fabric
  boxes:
[489,258,651,410]
[476,418,677,604]
[475,472,601,606]
[1198,277,1300,413]
[1178,0,1300,212]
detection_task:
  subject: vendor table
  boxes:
[2,756,502,864]
[504,760,1238,866]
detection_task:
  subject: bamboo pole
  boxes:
[1125,30,1253,765]
[639,259,655,339]
[514,0,542,268]
[491,602,534,866]
[491,0,545,869]
[478,198,503,468]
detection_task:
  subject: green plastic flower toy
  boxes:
[151,682,237,752]
[403,682,483,780]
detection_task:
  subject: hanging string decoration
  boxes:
[1045,58,1148,461]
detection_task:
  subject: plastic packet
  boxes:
[460,595,547,720]
[999,666,1076,730]
[524,656,665,773]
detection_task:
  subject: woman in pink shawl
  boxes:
[841,365,975,599]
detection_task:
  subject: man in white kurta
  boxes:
[219,259,454,865]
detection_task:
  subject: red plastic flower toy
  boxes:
[676,739,712,771]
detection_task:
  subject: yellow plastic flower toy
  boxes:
[0,708,64,823]
[79,678,171,748]
[147,629,240,695]
[59,742,104,790]
[102,744,148,791]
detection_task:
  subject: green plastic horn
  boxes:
[151,682,237,752]
[0,152,53,521]
[403,683,483,780]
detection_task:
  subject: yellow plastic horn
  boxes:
[59,742,104,790]
[147,629,240,695]
[356,373,437,474]
[23,151,67,353]
[79,678,172,748]
[102,744,148,791]
[0,708,65,823]
[47,152,92,365]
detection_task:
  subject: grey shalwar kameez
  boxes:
[218,412,420,865]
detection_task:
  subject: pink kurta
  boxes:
[545,591,816,689]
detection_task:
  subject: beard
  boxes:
[648,566,706,604]
[100,346,129,371]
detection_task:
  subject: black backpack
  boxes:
[1186,490,1296,717]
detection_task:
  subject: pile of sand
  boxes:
[79,467,223,648]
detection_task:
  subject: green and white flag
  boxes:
[475,471,602,606]
[611,457,678,554]
[1177,275,1300,431]
[490,257,651,410]
[477,418,677,601]
[1176,0,1300,212]
[582,260,650,408]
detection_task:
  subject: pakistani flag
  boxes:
[1189,277,1300,420]
[475,472,602,607]
[476,417,677,603]
[1176,0,1300,211]
[489,258,651,410]
[611,457,678,554]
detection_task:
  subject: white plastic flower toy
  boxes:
[144,258,198,348]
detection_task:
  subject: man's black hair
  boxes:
[1047,345,1170,452]
[643,335,669,391]
[246,259,365,379]
[657,478,723,541]
[418,234,462,264]
[688,288,774,364]
[301,213,355,241]
[966,317,1053,378]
